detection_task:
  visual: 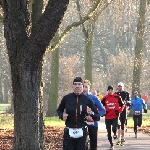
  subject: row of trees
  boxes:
[43,0,150,114]
[0,0,149,149]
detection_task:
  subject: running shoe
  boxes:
[110,144,114,149]
[116,141,121,145]
[120,141,124,146]
[121,138,125,142]
[116,141,124,146]
[113,135,117,139]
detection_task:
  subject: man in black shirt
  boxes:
[56,77,100,150]
[115,82,130,143]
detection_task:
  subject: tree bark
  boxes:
[1,0,69,149]
[84,21,94,84]
[47,32,59,116]
[132,0,146,95]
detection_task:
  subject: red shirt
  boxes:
[101,93,124,119]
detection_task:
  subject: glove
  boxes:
[144,109,147,113]
[115,110,119,116]
[126,102,130,106]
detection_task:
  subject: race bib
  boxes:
[107,103,115,109]
[69,128,83,138]
[87,122,94,125]
[134,111,140,115]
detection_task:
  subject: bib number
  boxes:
[134,111,140,115]
[87,122,94,125]
[69,128,83,138]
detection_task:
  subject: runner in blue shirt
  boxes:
[130,91,147,138]
[83,79,106,150]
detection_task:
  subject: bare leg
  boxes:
[118,128,121,142]
[121,129,124,139]
[116,125,121,145]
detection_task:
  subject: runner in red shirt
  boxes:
[101,85,125,150]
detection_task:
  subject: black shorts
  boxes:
[119,113,127,130]
[120,113,126,125]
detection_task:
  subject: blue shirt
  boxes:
[130,96,147,115]
[86,93,106,127]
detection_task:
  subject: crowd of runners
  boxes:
[56,77,148,150]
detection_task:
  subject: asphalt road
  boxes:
[97,117,150,150]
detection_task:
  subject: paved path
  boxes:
[97,117,150,150]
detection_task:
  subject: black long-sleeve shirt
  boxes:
[115,91,130,114]
[56,92,100,128]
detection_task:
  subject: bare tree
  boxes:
[132,0,147,95]
[0,0,69,149]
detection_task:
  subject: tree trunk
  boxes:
[132,0,146,95]
[1,0,69,149]
[39,81,45,149]
[47,32,59,116]
[84,22,94,84]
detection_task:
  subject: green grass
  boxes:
[0,115,14,130]
[0,114,149,130]
[44,116,65,127]
[0,104,11,113]
[0,116,65,130]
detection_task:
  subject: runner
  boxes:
[130,91,147,138]
[83,80,106,150]
[101,85,125,150]
[56,77,100,150]
[115,82,130,143]
[97,90,103,101]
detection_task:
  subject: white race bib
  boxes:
[69,128,83,138]
[87,122,94,125]
[134,111,140,115]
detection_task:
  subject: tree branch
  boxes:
[29,0,69,52]
[46,0,110,53]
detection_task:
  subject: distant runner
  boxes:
[115,82,130,143]
[101,85,125,150]
[130,91,147,138]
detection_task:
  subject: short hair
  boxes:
[133,91,138,94]
[73,77,83,84]
[83,79,91,86]
[107,85,113,91]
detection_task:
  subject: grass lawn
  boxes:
[0,102,149,130]
[0,104,11,114]
[0,115,65,130]
[44,116,65,127]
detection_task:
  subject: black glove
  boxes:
[144,109,147,113]
[126,102,130,107]
[115,110,119,116]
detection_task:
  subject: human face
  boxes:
[83,82,90,95]
[108,89,113,95]
[118,86,122,91]
[133,92,138,97]
[73,82,83,95]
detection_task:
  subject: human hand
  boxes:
[63,114,68,121]
[86,116,93,122]
[144,109,147,113]
[87,106,92,115]
[115,110,119,116]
